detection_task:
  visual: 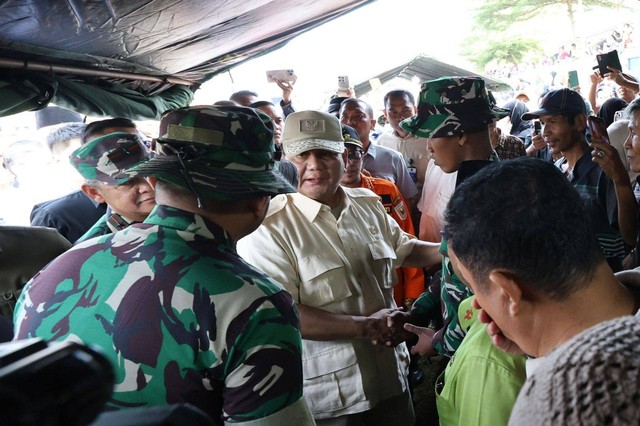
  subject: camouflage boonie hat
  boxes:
[400,76,510,138]
[131,105,295,201]
[70,132,153,185]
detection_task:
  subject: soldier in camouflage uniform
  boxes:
[387,77,509,357]
[14,106,314,425]
[70,130,156,243]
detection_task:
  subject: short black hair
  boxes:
[383,90,415,108]
[443,157,603,300]
[249,100,275,109]
[82,118,136,144]
[230,90,258,102]
[44,122,86,155]
[340,98,374,119]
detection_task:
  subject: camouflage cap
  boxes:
[281,110,345,157]
[130,105,295,201]
[69,132,153,186]
[400,77,510,138]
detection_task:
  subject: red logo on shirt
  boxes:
[464,309,473,320]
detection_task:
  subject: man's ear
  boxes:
[248,195,270,218]
[488,270,523,317]
[147,176,157,189]
[369,117,377,131]
[458,133,468,147]
[341,148,348,166]
[575,112,588,131]
[81,183,105,204]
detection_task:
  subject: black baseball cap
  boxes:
[522,88,587,120]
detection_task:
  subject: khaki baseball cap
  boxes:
[281,110,345,156]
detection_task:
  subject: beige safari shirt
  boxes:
[237,187,415,419]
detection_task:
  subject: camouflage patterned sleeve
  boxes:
[431,242,473,357]
[75,215,110,244]
[410,284,440,319]
[410,240,449,319]
[222,290,305,423]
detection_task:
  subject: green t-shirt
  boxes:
[436,297,527,426]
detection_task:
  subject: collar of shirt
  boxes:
[558,150,598,182]
[365,141,378,159]
[143,204,231,248]
[288,188,348,222]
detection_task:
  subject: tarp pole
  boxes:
[0,58,196,87]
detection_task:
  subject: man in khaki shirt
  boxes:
[238,110,441,425]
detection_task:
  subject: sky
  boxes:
[192,0,474,109]
[192,0,640,111]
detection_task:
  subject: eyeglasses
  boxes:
[347,149,363,161]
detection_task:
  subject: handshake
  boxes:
[364,308,437,357]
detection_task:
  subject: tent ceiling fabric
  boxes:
[354,54,512,97]
[0,0,374,118]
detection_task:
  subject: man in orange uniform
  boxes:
[340,125,424,310]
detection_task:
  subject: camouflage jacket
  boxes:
[75,212,136,244]
[75,215,111,243]
[411,239,472,357]
[14,205,304,423]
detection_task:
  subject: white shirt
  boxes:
[237,187,415,419]
[376,130,431,192]
[417,159,457,242]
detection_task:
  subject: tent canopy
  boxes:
[0,0,374,119]
[354,54,512,97]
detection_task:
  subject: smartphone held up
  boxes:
[337,75,350,96]
[534,121,542,134]
[266,69,297,83]
[587,116,610,144]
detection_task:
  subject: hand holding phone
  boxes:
[534,121,542,134]
[587,116,610,144]
[594,50,622,77]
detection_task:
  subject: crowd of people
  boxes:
[2,62,640,426]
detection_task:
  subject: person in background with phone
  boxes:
[522,88,637,272]
[621,97,640,267]
[230,76,297,118]
[588,67,639,115]
[525,119,554,162]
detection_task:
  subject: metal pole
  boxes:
[0,57,196,87]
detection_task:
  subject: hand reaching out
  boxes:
[403,323,437,356]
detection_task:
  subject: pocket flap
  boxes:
[298,254,343,282]
[302,341,357,379]
[298,254,351,306]
[368,239,397,261]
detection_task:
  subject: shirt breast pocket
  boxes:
[298,254,351,307]
[367,239,397,288]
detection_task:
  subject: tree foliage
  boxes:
[466,38,543,69]
[474,0,620,33]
